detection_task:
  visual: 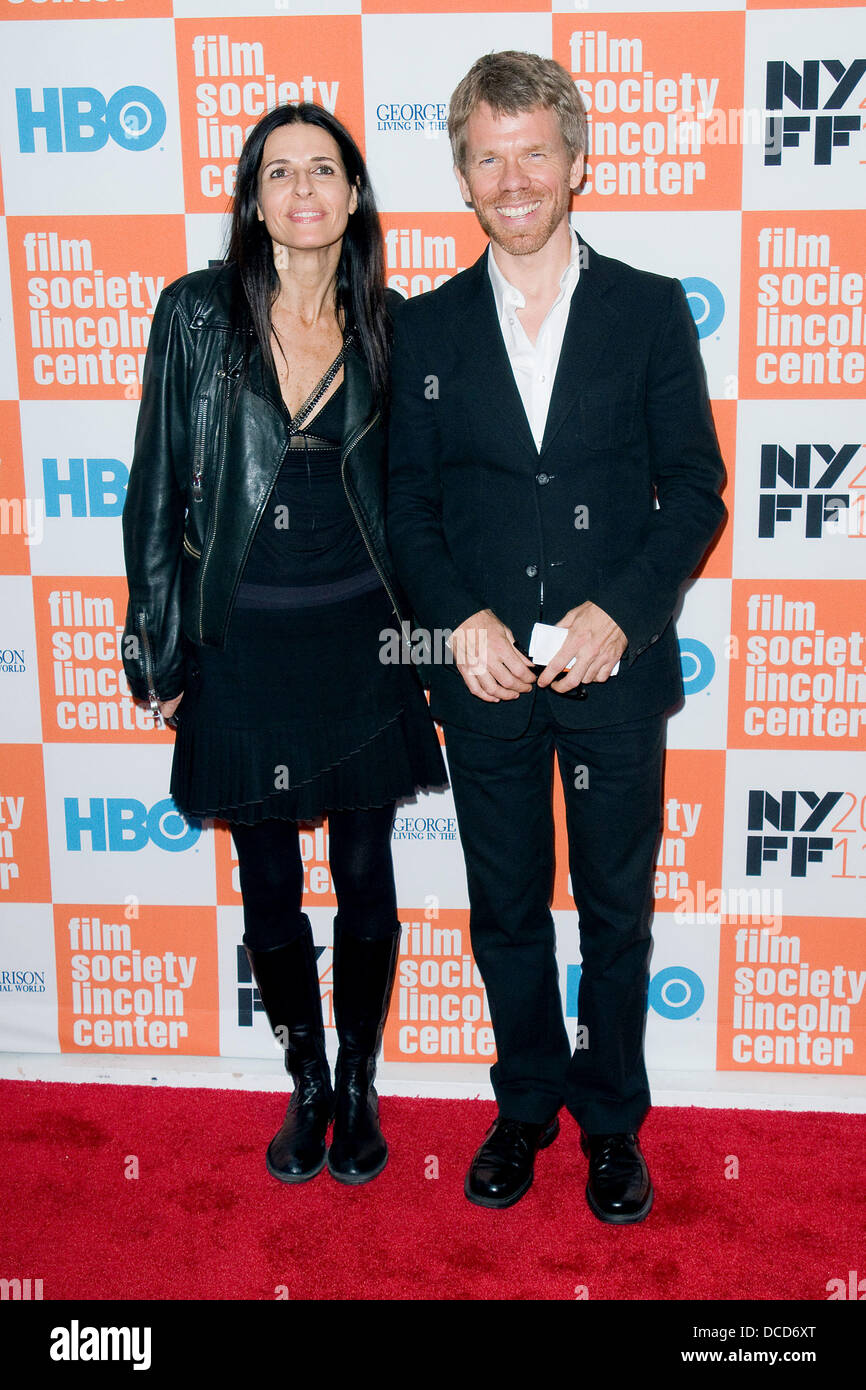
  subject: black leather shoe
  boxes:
[465,1114,560,1209]
[581,1131,653,1224]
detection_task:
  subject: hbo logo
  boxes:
[566,964,704,1020]
[64,798,200,853]
[16,86,166,153]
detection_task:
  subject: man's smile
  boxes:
[495,200,542,219]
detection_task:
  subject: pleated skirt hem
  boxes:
[170,701,447,825]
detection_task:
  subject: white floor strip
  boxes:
[1,1051,864,1112]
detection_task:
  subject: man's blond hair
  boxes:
[448,51,587,173]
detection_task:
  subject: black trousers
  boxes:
[443,688,666,1135]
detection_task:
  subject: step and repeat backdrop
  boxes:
[0,0,864,1099]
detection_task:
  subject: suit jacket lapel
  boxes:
[541,237,621,456]
[451,252,539,460]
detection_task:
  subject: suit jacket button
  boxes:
[525,564,538,578]
[536,472,550,485]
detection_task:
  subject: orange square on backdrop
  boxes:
[54,903,219,1056]
[0,403,30,576]
[380,212,487,298]
[363,0,548,10]
[0,743,52,904]
[215,818,339,908]
[727,579,866,751]
[552,748,726,913]
[555,10,745,210]
[739,211,866,400]
[717,916,866,1074]
[3,0,171,16]
[174,17,365,216]
[7,215,187,402]
[383,908,493,1064]
[33,576,176,744]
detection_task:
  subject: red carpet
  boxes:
[1,1079,863,1301]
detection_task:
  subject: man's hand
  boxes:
[536,602,627,693]
[450,609,536,702]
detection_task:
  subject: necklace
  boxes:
[276,331,353,433]
[269,304,353,431]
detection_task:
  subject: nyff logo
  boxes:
[237,943,328,1029]
[16,87,166,153]
[64,798,200,853]
[764,58,865,166]
[758,443,863,538]
[746,789,842,876]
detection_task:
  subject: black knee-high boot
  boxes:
[327,917,401,1184]
[244,919,334,1183]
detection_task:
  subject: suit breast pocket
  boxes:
[577,383,640,450]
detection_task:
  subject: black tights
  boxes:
[229,804,399,950]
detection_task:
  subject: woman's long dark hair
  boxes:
[226,103,390,405]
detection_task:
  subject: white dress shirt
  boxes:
[487,225,582,453]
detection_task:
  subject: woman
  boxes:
[121,103,446,1187]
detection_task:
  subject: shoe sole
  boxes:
[464,1117,560,1210]
[585,1181,654,1225]
[326,1148,388,1185]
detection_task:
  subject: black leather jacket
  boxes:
[121,265,406,708]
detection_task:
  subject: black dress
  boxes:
[170,380,447,824]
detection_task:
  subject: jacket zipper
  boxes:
[196,374,235,639]
[340,410,403,618]
[191,395,208,500]
[137,609,162,725]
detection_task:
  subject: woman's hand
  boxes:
[159,693,184,722]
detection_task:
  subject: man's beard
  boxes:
[470,187,567,257]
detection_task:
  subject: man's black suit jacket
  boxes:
[386,238,727,736]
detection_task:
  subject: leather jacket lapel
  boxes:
[342,335,375,445]
[243,324,373,443]
[243,335,286,419]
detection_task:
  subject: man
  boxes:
[387,51,726,1223]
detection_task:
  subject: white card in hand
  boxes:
[528,622,619,676]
